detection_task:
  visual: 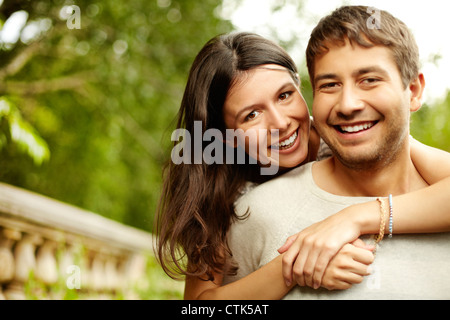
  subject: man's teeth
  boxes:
[273,131,297,149]
[340,122,374,133]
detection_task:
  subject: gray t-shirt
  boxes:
[223,162,450,299]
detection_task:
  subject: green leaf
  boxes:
[0,97,50,165]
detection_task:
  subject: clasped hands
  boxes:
[277,207,375,290]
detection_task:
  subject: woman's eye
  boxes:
[245,110,261,121]
[279,91,292,101]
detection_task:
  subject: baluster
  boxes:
[104,255,119,292]
[0,228,21,299]
[36,240,58,286]
[90,252,105,293]
[122,253,147,299]
[4,233,42,299]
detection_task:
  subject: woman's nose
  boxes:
[268,106,290,131]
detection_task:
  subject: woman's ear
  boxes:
[409,73,425,112]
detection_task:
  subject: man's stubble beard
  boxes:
[321,122,409,172]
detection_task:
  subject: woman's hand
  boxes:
[278,202,377,289]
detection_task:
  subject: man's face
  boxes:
[312,40,418,170]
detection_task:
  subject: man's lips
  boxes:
[334,121,378,134]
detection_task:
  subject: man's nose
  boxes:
[335,86,365,117]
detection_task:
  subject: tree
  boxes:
[0,0,232,231]
[411,91,450,152]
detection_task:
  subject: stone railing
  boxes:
[0,182,155,299]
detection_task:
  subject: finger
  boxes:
[341,258,373,277]
[342,243,375,265]
[322,271,353,290]
[328,263,366,284]
[301,248,321,289]
[352,261,373,277]
[278,234,298,253]
[325,280,352,291]
[351,247,375,265]
[339,270,365,285]
[291,237,314,287]
[352,239,375,252]
[292,251,308,287]
[281,242,302,286]
[312,248,338,289]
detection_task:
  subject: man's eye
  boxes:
[319,82,338,89]
[362,78,380,84]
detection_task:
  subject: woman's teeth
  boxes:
[272,131,297,150]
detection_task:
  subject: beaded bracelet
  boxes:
[375,197,388,243]
[388,194,394,238]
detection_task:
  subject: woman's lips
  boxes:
[270,129,298,150]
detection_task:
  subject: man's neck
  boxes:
[312,147,429,197]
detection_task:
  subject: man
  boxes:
[223,5,450,299]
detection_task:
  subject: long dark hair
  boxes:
[155,32,298,281]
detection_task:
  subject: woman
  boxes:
[155,32,450,299]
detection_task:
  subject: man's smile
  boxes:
[334,121,378,134]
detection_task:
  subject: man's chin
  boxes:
[334,151,384,171]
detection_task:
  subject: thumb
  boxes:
[278,234,298,253]
[352,238,375,252]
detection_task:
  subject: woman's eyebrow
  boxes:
[235,104,257,120]
[234,81,295,121]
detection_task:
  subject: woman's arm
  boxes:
[279,141,450,289]
[184,255,292,300]
[184,244,374,299]
[280,177,450,289]
[410,138,450,184]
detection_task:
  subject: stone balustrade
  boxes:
[0,182,155,299]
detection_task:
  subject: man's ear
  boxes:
[409,73,425,112]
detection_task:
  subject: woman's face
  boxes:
[222,64,310,170]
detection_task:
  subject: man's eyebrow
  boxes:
[314,66,390,86]
[352,66,389,78]
[314,73,338,86]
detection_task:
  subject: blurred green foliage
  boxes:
[411,92,450,152]
[0,0,448,236]
[0,0,232,231]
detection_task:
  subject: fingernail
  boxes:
[367,266,373,274]
[313,282,319,289]
[285,280,291,287]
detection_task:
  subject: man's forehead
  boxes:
[314,42,395,74]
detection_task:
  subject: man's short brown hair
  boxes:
[306,5,420,90]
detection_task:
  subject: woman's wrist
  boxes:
[350,201,381,235]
